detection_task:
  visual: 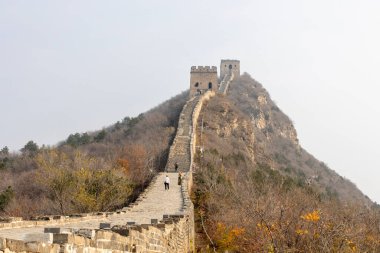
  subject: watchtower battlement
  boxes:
[189,65,218,97]
[189,60,240,97]
[190,66,217,73]
[220,59,240,78]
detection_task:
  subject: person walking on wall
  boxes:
[174,162,178,172]
[164,175,170,190]
[178,172,182,185]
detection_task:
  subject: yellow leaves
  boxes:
[73,183,96,211]
[346,239,357,252]
[35,149,132,214]
[257,222,269,234]
[301,210,320,222]
[267,243,275,253]
[215,222,245,251]
[257,222,277,233]
[296,229,309,235]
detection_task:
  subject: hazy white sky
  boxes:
[1,0,379,203]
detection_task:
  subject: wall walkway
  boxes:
[0,74,234,253]
[218,73,234,95]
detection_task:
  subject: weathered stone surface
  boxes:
[0,237,5,250]
[43,228,61,234]
[99,223,111,229]
[5,239,26,252]
[75,229,95,239]
[23,233,53,243]
[53,233,72,244]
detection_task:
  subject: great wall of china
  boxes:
[0,59,239,253]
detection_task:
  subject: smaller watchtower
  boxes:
[189,66,218,97]
[220,59,240,79]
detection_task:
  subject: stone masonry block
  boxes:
[24,233,53,243]
[44,228,60,234]
[5,239,26,252]
[72,235,86,246]
[141,224,150,230]
[75,229,95,239]
[0,237,5,250]
[111,228,130,237]
[44,228,72,234]
[99,223,111,229]
[53,234,73,244]
[24,242,40,252]
[95,230,119,241]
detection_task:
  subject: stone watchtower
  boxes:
[220,59,240,79]
[189,66,218,97]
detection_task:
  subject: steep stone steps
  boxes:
[218,73,234,94]
[166,96,200,172]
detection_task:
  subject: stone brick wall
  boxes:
[0,215,193,253]
[190,90,215,165]
[189,66,218,97]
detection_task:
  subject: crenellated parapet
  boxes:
[0,214,193,253]
[190,66,217,73]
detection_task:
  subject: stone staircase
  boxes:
[165,96,200,172]
[0,72,236,253]
[218,73,234,95]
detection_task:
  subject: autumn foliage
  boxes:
[193,160,380,252]
[0,91,187,217]
[190,75,380,252]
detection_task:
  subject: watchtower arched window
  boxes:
[229,64,232,69]
[195,82,199,87]
[208,82,212,89]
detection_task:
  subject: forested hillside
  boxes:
[0,91,188,217]
[192,74,380,252]
[1,73,379,252]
